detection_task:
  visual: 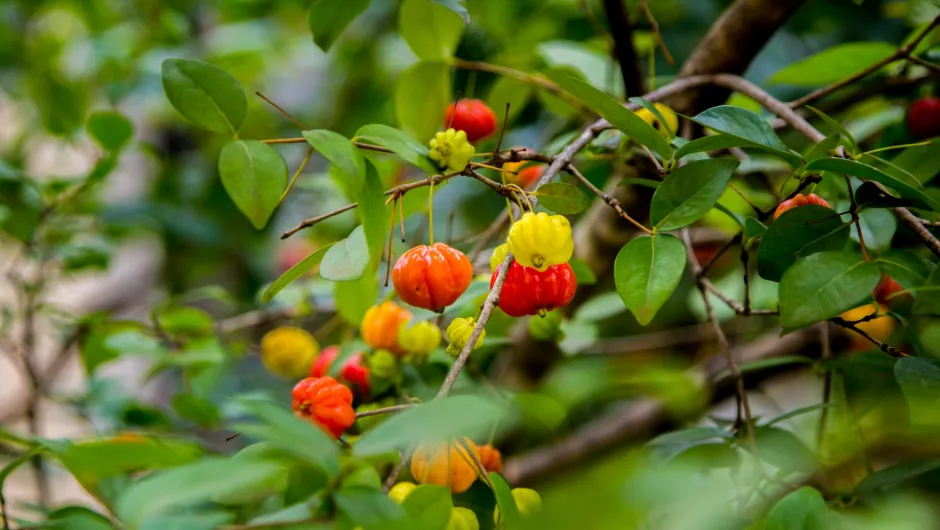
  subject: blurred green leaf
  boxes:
[575,292,627,321]
[755,426,818,473]
[46,506,113,530]
[355,124,435,172]
[648,427,733,446]
[264,244,335,303]
[876,249,935,296]
[569,258,597,285]
[400,0,464,60]
[806,158,940,212]
[161,59,246,134]
[539,41,616,93]
[757,204,850,282]
[770,42,897,86]
[156,307,214,336]
[691,106,799,166]
[779,251,880,330]
[430,0,469,23]
[487,76,533,125]
[303,130,366,193]
[334,273,378,325]
[171,394,221,427]
[765,487,829,530]
[650,159,739,230]
[856,459,940,494]
[765,403,836,427]
[913,266,940,314]
[535,182,591,215]
[307,0,372,52]
[491,473,522,528]
[513,392,566,430]
[549,75,672,159]
[614,234,686,325]
[218,140,288,230]
[396,61,451,145]
[354,395,506,455]
[400,485,452,530]
[334,486,406,528]
[87,110,133,151]
[895,357,940,425]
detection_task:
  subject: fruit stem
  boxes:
[428,180,435,245]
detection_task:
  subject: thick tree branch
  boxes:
[601,0,645,97]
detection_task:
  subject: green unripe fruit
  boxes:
[494,488,542,523]
[527,309,564,341]
[489,243,509,273]
[398,321,442,357]
[447,507,479,530]
[369,349,397,379]
[388,481,417,504]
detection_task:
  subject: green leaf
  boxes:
[334,273,379,325]
[574,291,627,321]
[430,0,469,23]
[806,158,940,212]
[629,97,673,138]
[691,106,800,166]
[234,396,340,477]
[487,76,533,125]
[765,487,829,530]
[539,41,615,93]
[770,42,897,86]
[895,356,940,425]
[116,458,283,529]
[804,133,841,163]
[396,61,451,144]
[757,204,851,282]
[400,485,453,530]
[355,124,434,172]
[334,486,406,528]
[650,158,739,231]
[851,208,896,253]
[569,258,597,285]
[86,111,133,151]
[47,506,113,530]
[806,106,858,153]
[399,0,464,60]
[755,427,818,473]
[534,182,591,215]
[354,395,505,455]
[914,267,940,314]
[359,161,387,264]
[744,217,767,239]
[549,75,672,159]
[320,225,369,281]
[491,473,522,528]
[876,249,935,296]
[648,427,733,446]
[856,458,940,494]
[765,403,836,427]
[675,133,798,164]
[161,59,247,135]
[614,234,686,325]
[263,244,335,303]
[513,393,566,430]
[779,251,881,330]
[306,0,372,52]
[854,181,920,209]
[302,130,366,192]
[218,140,288,230]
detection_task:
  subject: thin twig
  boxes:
[567,165,652,234]
[256,92,309,129]
[830,317,908,358]
[640,1,675,66]
[845,174,870,261]
[906,54,940,73]
[741,246,751,316]
[355,403,414,418]
[277,147,313,207]
[697,233,742,278]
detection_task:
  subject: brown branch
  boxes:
[906,54,940,74]
[897,207,940,259]
[354,404,413,418]
[830,317,908,358]
[262,137,394,155]
[640,1,674,66]
[601,0,645,97]
[567,165,651,234]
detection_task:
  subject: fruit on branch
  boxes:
[489,243,509,273]
[309,345,339,377]
[341,353,371,395]
[874,274,906,305]
[411,438,480,493]
[429,128,476,172]
[840,303,896,350]
[445,317,486,357]
[355,397,395,432]
[368,349,397,379]
[478,444,503,473]
[494,488,542,523]
[447,507,480,530]
[398,320,442,358]
[260,326,319,379]
[444,98,497,143]
[772,193,831,221]
[635,103,679,138]
[291,376,355,439]
[502,161,544,189]
[507,212,574,272]
[528,309,564,341]
[392,243,473,311]
[387,481,418,504]
[361,302,412,353]
[907,96,940,139]
[491,260,577,317]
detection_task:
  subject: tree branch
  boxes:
[601,0,645,97]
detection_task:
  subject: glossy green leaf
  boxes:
[691,106,800,166]
[744,217,767,239]
[876,249,935,296]
[303,130,366,191]
[675,133,797,164]
[806,106,858,153]
[400,0,464,60]
[355,124,434,172]
[117,458,283,529]
[614,234,686,325]
[86,110,133,150]
[161,59,247,134]
[535,182,591,214]
[550,76,672,159]
[650,159,739,231]
[895,357,940,426]
[218,140,288,229]
[354,395,505,455]
[263,243,335,303]
[395,61,451,144]
[400,485,453,530]
[779,251,881,330]
[770,42,897,86]
[913,267,940,315]
[360,161,388,264]
[320,225,369,281]
[757,204,850,282]
[430,0,469,23]
[765,487,829,530]
[806,157,940,212]
[491,473,522,528]
[306,0,372,52]
[234,396,340,476]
